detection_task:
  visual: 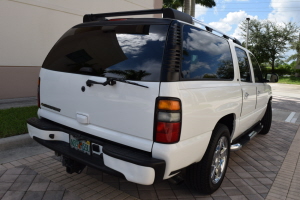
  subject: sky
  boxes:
[192,0,300,59]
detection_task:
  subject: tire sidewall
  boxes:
[205,124,231,192]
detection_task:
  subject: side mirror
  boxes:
[265,73,278,83]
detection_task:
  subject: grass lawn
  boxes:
[278,76,300,85]
[0,106,38,138]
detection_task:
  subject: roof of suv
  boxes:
[79,8,242,45]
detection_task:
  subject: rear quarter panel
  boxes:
[154,81,242,178]
[159,81,242,141]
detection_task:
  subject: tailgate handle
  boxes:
[86,78,116,87]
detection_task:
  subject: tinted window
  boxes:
[235,48,252,83]
[249,54,263,83]
[42,25,169,82]
[181,25,234,80]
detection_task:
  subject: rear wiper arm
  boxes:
[86,77,148,88]
[115,78,149,88]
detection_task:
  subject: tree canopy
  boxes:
[239,19,299,73]
[286,34,300,63]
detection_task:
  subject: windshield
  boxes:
[42,24,169,82]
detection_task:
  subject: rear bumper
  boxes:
[27,117,165,185]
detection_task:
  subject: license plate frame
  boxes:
[69,135,91,155]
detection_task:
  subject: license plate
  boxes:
[69,135,91,155]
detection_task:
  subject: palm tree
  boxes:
[163,0,216,16]
[163,0,184,10]
[184,0,191,15]
[191,0,195,16]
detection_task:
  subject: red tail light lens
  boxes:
[37,77,40,108]
[155,122,180,143]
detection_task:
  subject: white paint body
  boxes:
[28,22,272,185]
[104,154,155,185]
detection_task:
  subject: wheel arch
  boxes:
[215,113,236,138]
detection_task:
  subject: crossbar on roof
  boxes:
[192,18,242,45]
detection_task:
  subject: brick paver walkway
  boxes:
[266,124,300,200]
[1,121,299,200]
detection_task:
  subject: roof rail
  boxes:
[83,8,241,45]
[192,18,242,45]
[83,8,193,24]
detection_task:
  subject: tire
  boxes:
[186,123,230,194]
[258,101,272,135]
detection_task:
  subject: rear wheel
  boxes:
[186,123,230,194]
[259,101,272,135]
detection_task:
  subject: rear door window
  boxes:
[235,47,252,83]
[249,53,264,83]
[181,25,234,80]
[42,25,169,82]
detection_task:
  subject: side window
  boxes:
[181,25,234,80]
[235,47,252,83]
[249,54,264,83]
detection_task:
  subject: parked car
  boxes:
[27,8,278,194]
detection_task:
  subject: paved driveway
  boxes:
[0,83,300,200]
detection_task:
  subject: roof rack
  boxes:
[192,18,242,45]
[83,8,241,45]
[83,8,193,24]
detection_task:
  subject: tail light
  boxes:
[154,98,182,143]
[37,77,40,108]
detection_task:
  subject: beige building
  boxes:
[0,0,162,99]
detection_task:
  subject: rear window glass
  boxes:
[181,25,234,80]
[42,25,169,82]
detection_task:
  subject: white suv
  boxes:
[27,8,277,194]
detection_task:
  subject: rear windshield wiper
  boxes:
[86,77,148,88]
[115,78,149,88]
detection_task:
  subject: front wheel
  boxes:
[186,123,230,194]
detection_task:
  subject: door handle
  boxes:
[244,92,249,99]
[257,90,261,96]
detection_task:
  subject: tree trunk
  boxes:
[191,0,195,17]
[271,58,275,74]
[184,0,191,15]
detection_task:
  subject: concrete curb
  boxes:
[0,133,38,151]
[0,97,37,110]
